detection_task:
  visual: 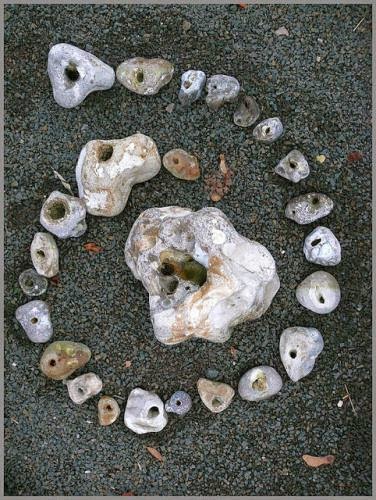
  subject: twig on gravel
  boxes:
[353,17,365,32]
[344,384,357,416]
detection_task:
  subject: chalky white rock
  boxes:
[40,191,87,239]
[303,226,341,266]
[238,366,282,401]
[15,300,53,343]
[31,232,59,277]
[124,207,280,345]
[76,133,161,217]
[48,43,115,108]
[296,271,340,314]
[285,193,334,224]
[66,373,103,404]
[275,150,310,183]
[280,327,324,382]
[124,388,168,434]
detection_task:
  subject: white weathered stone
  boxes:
[253,117,283,144]
[75,133,161,217]
[48,43,115,108]
[178,70,206,106]
[296,271,341,314]
[238,366,282,401]
[124,388,168,434]
[197,378,234,413]
[280,327,324,382]
[66,373,103,404]
[285,193,334,224]
[124,207,280,345]
[31,232,59,277]
[40,191,87,239]
[303,226,341,266]
[116,57,174,95]
[275,150,310,183]
[15,300,53,343]
[233,95,260,128]
[206,75,240,110]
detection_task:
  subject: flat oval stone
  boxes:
[19,269,48,296]
[15,300,52,343]
[233,95,260,127]
[179,70,206,106]
[116,57,174,95]
[238,366,282,401]
[197,378,235,413]
[206,75,240,110]
[162,149,200,180]
[303,226,341,265]
[253,117,284,144]
[40,340,91,380]
[98,396,120,426]
[285,193,334,225]
[31,232,59,278]
[275,150,310,183]
[296,271,341,314]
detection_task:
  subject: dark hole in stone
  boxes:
[176,400,181,406]
[25,279,34,288]
[173,157,179,165]
[148,406,159,418]
[65,63,80,82]
[30,317,38,324]
[47,201,66,221]
[106,405,112,411]
[78,387,84,394]
[160,263,174,276]
[244,99,250,109]
[311,238,321,246]
[289,350,297,359]
[292,210,296,214]
[136,69,144,83]
[289,161,297,169]
[37,250,45,258]
[265,127,271,134]
[212,85,217,90]
[212,397,222,407]
[49,359,56,366]
[312,197,319,205]
[97,144,113,162]
[183,81,191,89]
[319,296,325,303]
[185,286,190,291]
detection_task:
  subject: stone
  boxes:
[233,95,260,127]
[40,340,91,380]
[253,117,284,144]
[124,207,280,345]
[280,327,324,382]
[124,388,168,434]
[116,57,174,95]
[30,232,59,278]
[47,43,115,108]
[66,373,102,404]
[296,271,341,314]
[205,368,220,380]
[98,396,121,426]
[285,193,334,224]
[40,191,87,239]
[275,150,310,183]
[75,133,161,217]
[275,26,289,36]
[303,226,341,265]
[178,70,206,106]
[197,378,234,413]
[205,75,240,110]
[19,269,48,296]
[162,149,200,181]
[238,366,282,401]
[165,391,192,416]
[15,300,52,343]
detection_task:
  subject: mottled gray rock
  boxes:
[280,327,324,382]
[303,226,341,265]
[296,271,341,314]
[253,117,284,144]
[165,391,192,416]
[40,191,87,239]
[66,373,103,404]
[15,300,53,343]
[285,193,334,224]
[178,70,206,106]
[233,95,260,127]
[31,232,59,278]
[48,43,115,108]
[275,150,310,183]
[124,388,168,434]
[19,269,48,296]
[116,57,174,95]
[205,75,240,110]
[238,366,282,401]
[197,378,234,413]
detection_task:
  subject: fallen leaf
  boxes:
[275,26,289,36]
[50,275,60,286]
[230,346,238,358]
[125,360,132,368]
[302,454,335,467]
[238,3,247,8]
[347,151,362,162]
[146,446,164,462]
[52,169,74,196]
[83,242,104,254]
[219,153,228,175]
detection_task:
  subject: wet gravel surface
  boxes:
[4,4,372,496]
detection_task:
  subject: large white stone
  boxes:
[124,388,168,434]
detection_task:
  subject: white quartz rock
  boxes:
[280,327,324,382]
[124,388,168,434]
[40,191,87,239]
[48,43,115,108]
[76,133,161,217]
[303,226,341,266]
[238,366,282,401]
[296,271,340,314]
[124,206,280,345]
[15,300,53,343]
[31,232,59,277]
[275,150,310,183]
[66,373,103,404]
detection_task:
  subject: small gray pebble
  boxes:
[253,117,284,144]
[165,391,192,416]
[19,269,48,296]
[205,368,220,379]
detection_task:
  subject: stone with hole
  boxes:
[165,391,192,416]
[197,378,235,413]
[40,191,87,239]
[275,150,310,183]
[66,373,102,404]
[15,300,52,343]
[116,57,174,95]
[178,70,206,106]
[19,269,48,297]
[124,388,168,434]
[253,117,284,144]
[205,75,240,110]
[48,43,115,108]
[303,226,341,265]
[285,192,334,224]
[280,327,324,382]
[233,95,260,128]
[31,232,59,278]
[162,148,200,181]
[98,396,121,426]
[296,271,341,314]
[40,340,91,380]
[238,366,282,401]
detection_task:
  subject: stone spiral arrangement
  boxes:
[14,42,342,433]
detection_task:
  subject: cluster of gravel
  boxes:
[4,4,371,496]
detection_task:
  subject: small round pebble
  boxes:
[165,391,192,416]
[19,269,48,296]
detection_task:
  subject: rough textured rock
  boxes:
[238,366,283,401]
[39,341,91,380]
[178,70,206,106]
[40,191,87,239]
[253,117,284,144]
[165,391,192,416]
[15,300,52,343]
[124,388,168,434]
[75,133,161,217]
[280,327,324,382]
[197,378,235,413]
[275,150,310,183]
[233,95,260,127]
[66,373,102,404]
[30,232,59,278]
[98,396,121,426]
[47,43,115,108]
[162,149,200,180]
[296,271,341,314]
[285,193,334,224]
[124,206,280,345]
[18,269,48,297]
[205,75,240,110]
[116,57,174,95]
[303,226,341,265]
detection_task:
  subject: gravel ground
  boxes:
[4,4,372,496]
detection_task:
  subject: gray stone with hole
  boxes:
[40,191,87,239]
[31,232,59,278]
[275,150,310,183]
[165,390,192,416]
[296,271,341,314]
[15,300,53,343]
[178,70,206,106]
[233,95,260,128]
[253,117,284,144]
[303,226,341,265]
[285,192,334,224]
[124,388,168,434]
[238,366,282,401]
[65,373,103,404]
[19,269,48,297]
[205,74,240,110]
